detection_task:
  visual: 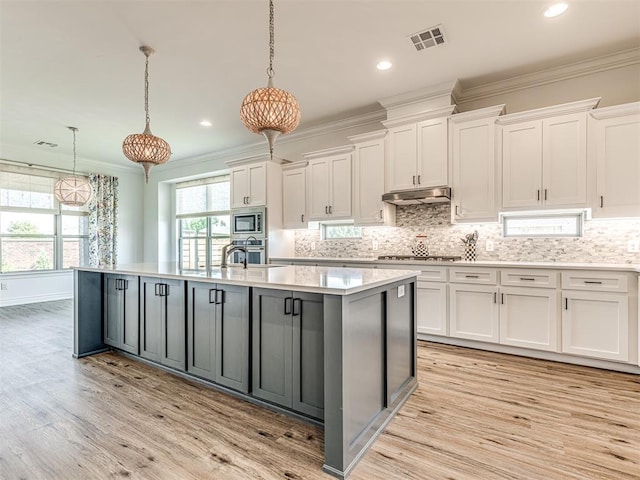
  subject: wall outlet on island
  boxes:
[311,242,316,251]
[628,239,640,253]
[372,240,379,251]
[0,282,7,291]
[485,239,494,252]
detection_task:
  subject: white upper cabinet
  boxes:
[349,131,395,226]
[383,106,454,192]
[450,105,506,222]
[588,102,640,218]
[230,162,267,208]
[282,162,307,229]
[304,146,353,221]
[498,98,599,210]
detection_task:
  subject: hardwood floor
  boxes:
[1,300,638,479]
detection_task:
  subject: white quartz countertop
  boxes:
[270,257,640,273]
[74,263,419,295]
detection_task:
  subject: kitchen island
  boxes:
[73,263,418,479]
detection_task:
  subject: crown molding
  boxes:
[496,98,601,125]
[589,101,640,120]
[449,104,506,124]
[225,155,289,167]
[382,105,458,128]
[459,48,640,104]
[379,80,460,120]
[281,160,308,171]
[302,145,354,160]
[347,129,387,144]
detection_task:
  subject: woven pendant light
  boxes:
[240,0,300,158]
[122,46,171,183]
[54,127,92,207]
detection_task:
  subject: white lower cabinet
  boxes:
[562,291,629,362]
[499,287,559,352]
[449,284,499,343]
[416,267,448,337]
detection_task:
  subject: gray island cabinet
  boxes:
[73,263,418,479]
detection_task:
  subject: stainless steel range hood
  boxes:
[382,186,451,205]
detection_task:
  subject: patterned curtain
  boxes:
[88,174,118,267]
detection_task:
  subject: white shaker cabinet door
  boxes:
[562,291,629,362]
[329,154,352,219]
[449,284,499,343]
[499,287,559,352]
[282,167,307,229]
[385,124,417,192]
[416,282,448,336]
[501,121,543,208]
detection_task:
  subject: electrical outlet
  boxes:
[372,241,379,251]
[486,239,494,252]
[311,242,316,251]
[628,239,640,253]
[0,282,7,291]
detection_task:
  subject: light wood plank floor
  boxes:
[1,300,638,479]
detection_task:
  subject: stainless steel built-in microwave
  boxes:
[231,207,266,237]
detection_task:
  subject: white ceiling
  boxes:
[1,0,639,171]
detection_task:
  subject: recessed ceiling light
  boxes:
[200,120,212,127]
[544,2,568,18]
[376,60,392,71]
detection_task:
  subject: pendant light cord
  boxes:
[267,0,274,78]
[69,126,78,176]
[144,54,151,127]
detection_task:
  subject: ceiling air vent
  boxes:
[409,25,445,51]
[34,140,58,148]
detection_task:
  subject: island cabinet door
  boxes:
[291,292,324,420]
[104,275,122,349]
[252,288,293,408]
[140,277,163,363]
[140,277,186,370]
[161,279,186,371]
[215,284,250,393]
[187,282,218,382]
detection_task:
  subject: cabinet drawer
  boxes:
[561,271,628,293]
[418,267,448,282]
[501,269,558,288]
[450,267,497,285]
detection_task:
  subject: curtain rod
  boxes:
[0,158,88,176]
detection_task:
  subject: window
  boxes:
[322,223,363,240]
[0,168,90,272]
[501,210,586,237]
[176,175,230,270]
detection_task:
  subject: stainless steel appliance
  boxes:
[377,255,462,262]
[229,237,266,265]
[231,207,266,238]
[382,186,451,205]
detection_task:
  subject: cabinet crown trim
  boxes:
[303,145,354,160]
[496,97,601,125]
[382,105,457,128]
[226,155,289,167]
[589,101,640,120]
[347,130,387,143]
[282,160,308,171]
[449,104,506,124]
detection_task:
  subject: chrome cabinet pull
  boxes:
[325,206,328,214]
[584,280,602,285]
[520,277,535,281]
[379,209,383,219]
[301,214,304,222]
[493,292,497,303]
[412,175,416,185]
[565,298,568,310]
[537,190,540,201]
[465,275,479,278]
[501,293,504,304]
[208,289,216,304]
[417,175,421,185]
[600,196,604,208]
[328,205,332,214]
[544,189,548,201]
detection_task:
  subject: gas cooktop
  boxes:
[377,255,462,262]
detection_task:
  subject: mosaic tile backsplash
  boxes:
[294,204,640,264]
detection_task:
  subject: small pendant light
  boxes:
[240,0,301,159]
[122,46,171,183]
[54,127,92,207]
